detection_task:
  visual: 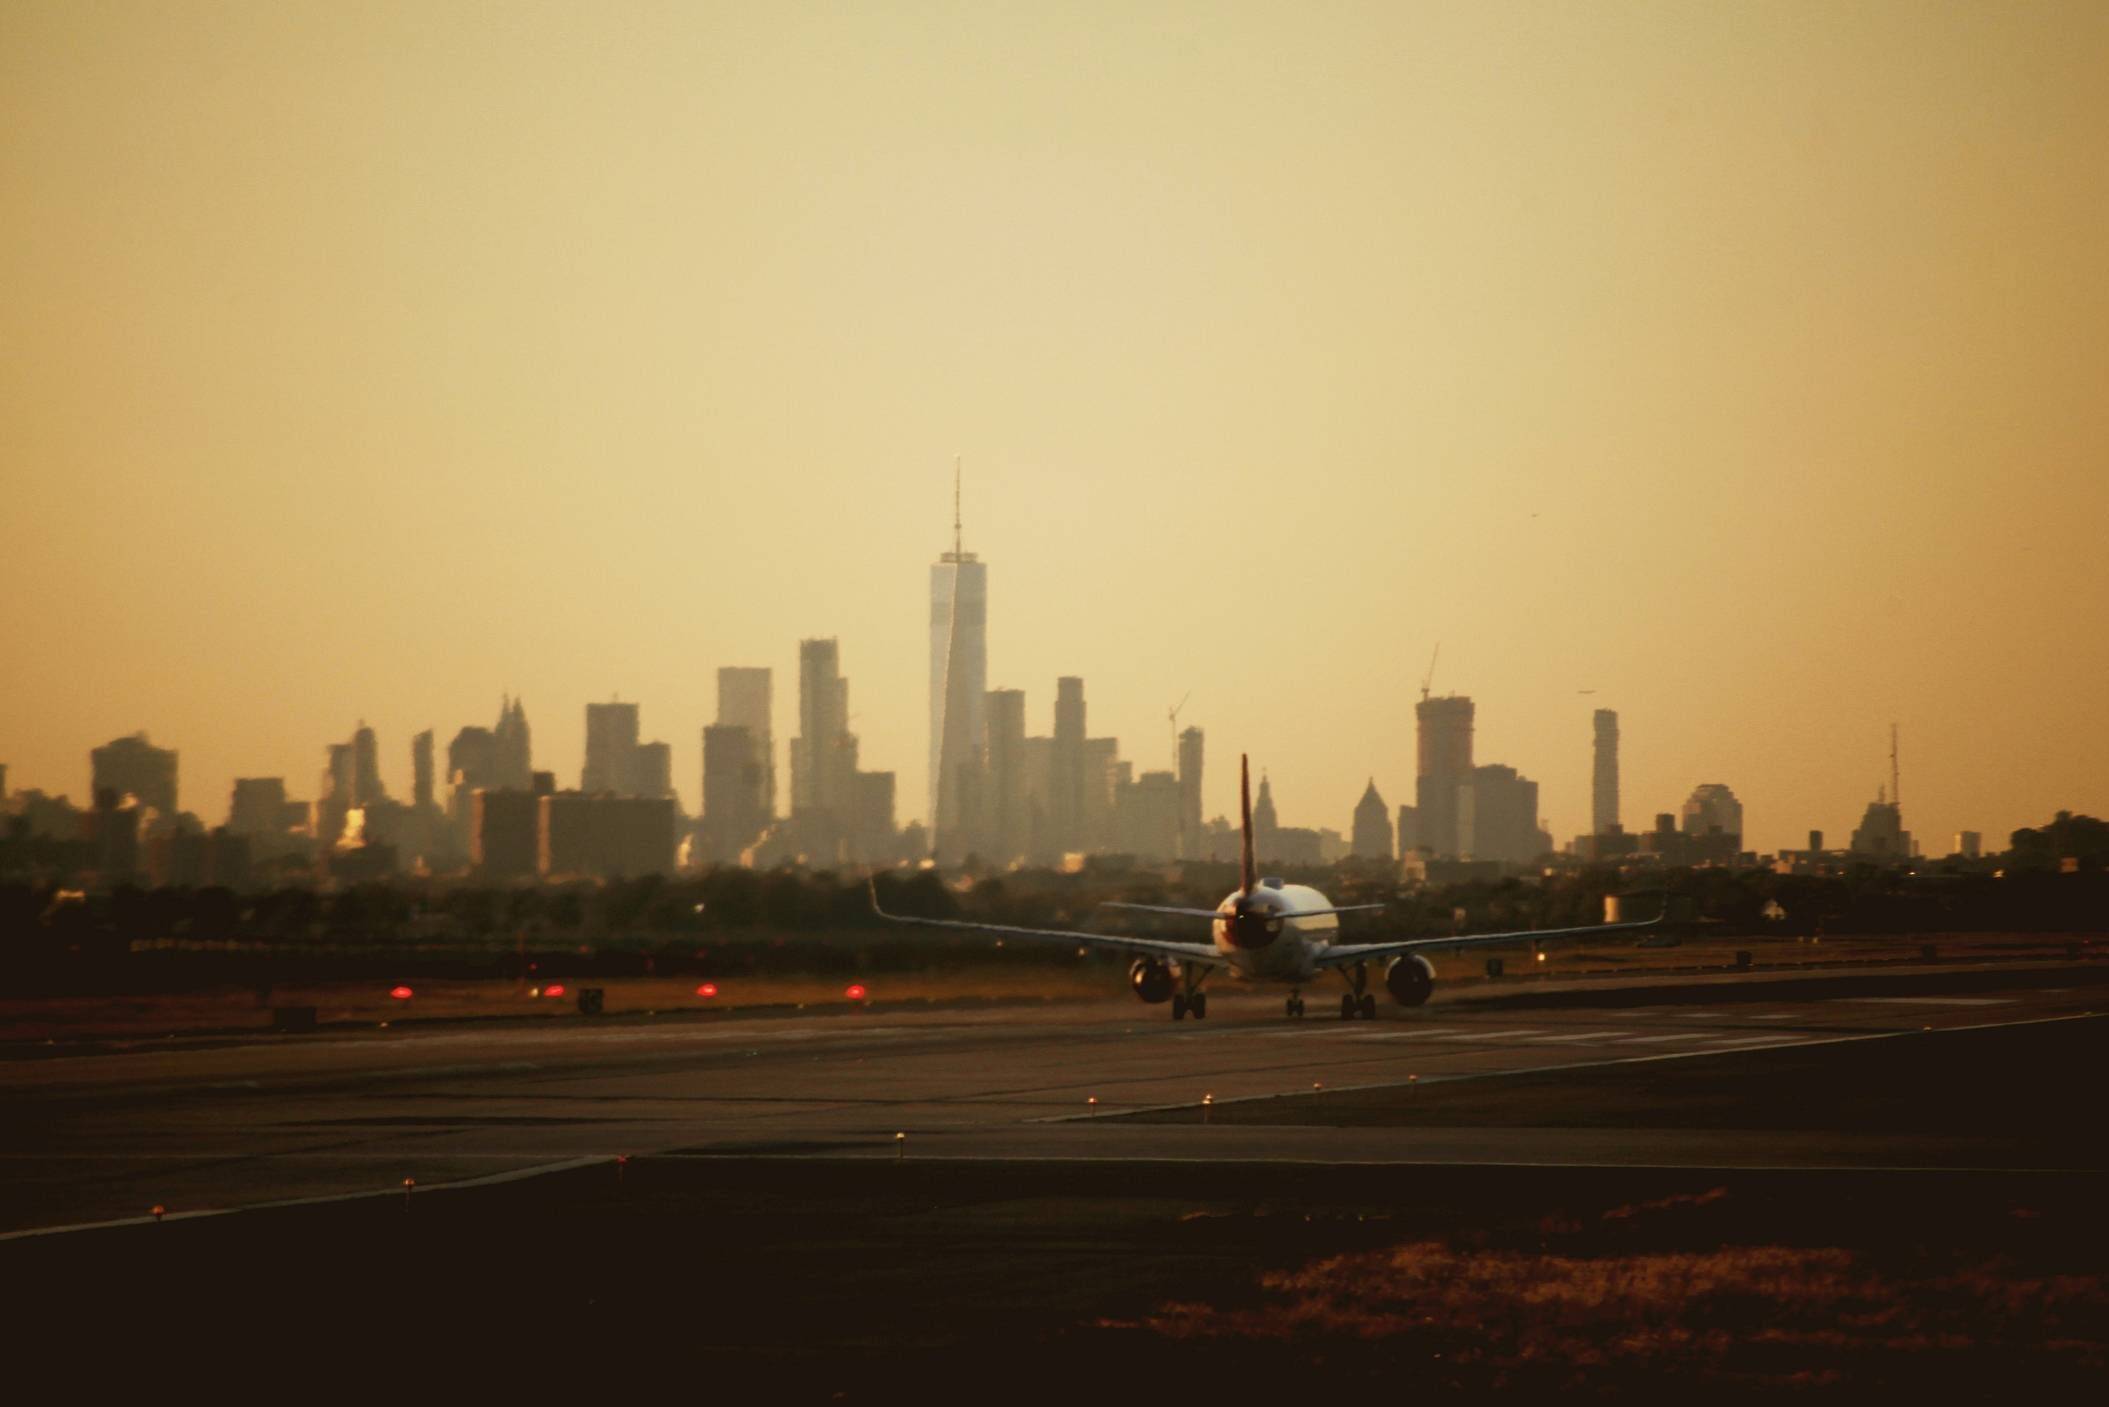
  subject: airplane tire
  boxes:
[1339,994,1356,1020]
[1359,994,1378,1020]
[1191,993,1208,1020]
[1172,994,1188,1021]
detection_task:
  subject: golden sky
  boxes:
[3,1,2105,854]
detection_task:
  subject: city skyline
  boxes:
[5,3,2106,854]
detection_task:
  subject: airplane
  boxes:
[870,753,1672,1020]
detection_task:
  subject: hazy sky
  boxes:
[4,1,2105,854]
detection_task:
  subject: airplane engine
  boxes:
[1385,954,1436,1007]
[1128,958,1174,1004]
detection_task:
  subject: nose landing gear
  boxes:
[1285,991,1305,1018]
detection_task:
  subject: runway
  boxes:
[4,959,2105,1237]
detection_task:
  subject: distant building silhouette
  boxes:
[715,667,775,820]
[539,792,676,879]
[1592,709,1620,835]
[1415,696,1474,857]
[351,722,385,806]
[492,695,532,790]
[583,700,641,795]
[411,729,435,811]
[929,471,987,865]
[792,638,853,821]
[1177,726,1205,861]
[1084,736,1121,852]
[1252,771,1280,856]
[700,724,766,864]
[317,741,355,848]
[1352,779,1393,860]
[472,785,541,879]
[228,777,288,838]
[1681,783,1743,846]
[851,770,898,863]
[1116,769,1180,860]
[1456,763,1549,865]
[91,732,177,818]
[634,740,673,802]
[1849,791,1911,859]
[1052,677,1087,855]
[982,687,1028,864]
[89,787,141,883]
[788,638,894,864]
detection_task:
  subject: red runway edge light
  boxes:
[388,985,414,1000]
[696,982,719,998]
[844,983,868,1001]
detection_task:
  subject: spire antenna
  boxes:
[952,454,963,558]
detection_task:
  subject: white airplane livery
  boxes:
[872,754,1667,1020]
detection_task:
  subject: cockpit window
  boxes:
[1261,876,1284,889]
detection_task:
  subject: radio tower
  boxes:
[1890,723,1900,812]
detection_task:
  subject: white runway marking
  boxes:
[1353,1029,1462,1041]
[1259,1026,1372,1038]
[1705,1035,1798,1048]
[1745,1012,1797,1020]
[1836,997,2014,1007]
[1436,1029,1546,1042]
[1617,1033,1715,1044]
[1525,1031,1631,1044]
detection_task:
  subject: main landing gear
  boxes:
[1337,964,1378,1020]
[1285,991,1306,1018]
[1171,965,1212,1021]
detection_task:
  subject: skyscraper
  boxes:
[411,729,435,810]
[1052,676,1086,854]
[929,467,987,861]
[492,695,532,789]
[1252,771,1281,857]
[1456,763,1547,864]
[1177,726,1205,860]
[1415,695,1474,857]
[351,722,385,806]
[90,732,178,817]
[583,700,641,795]
[715,667,775,821]
[1592,708,1620,835]
[982,687,1027,865]
[633,740,673,801]
[701,724,767,863]
[793,637,852,819]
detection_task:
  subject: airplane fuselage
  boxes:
[1210,881,1339,983]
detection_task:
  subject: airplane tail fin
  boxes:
[1239,753,1256,897]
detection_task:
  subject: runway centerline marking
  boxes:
[1617,1033,1715,1044]
[1834,997,2014,1007]
[1435,1029,1545,1042]
[1525,1031,1630,1043]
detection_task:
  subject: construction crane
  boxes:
[1420,643,1441,702]
[1168,691,1191,773]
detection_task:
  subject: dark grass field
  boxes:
[7,1018,2106,1398]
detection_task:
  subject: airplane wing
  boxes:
[868,880,1219,965]
[1098,901,1389,921]
[1312,906,1671,969]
